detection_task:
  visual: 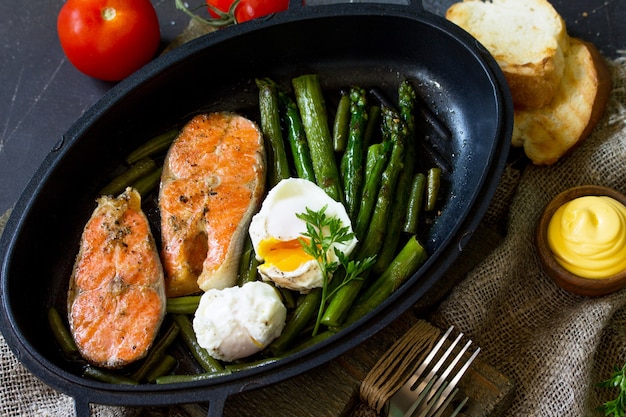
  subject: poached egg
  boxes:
[248,178,358,292]
[193,281,286,362]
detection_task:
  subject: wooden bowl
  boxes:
[536,185,626,297]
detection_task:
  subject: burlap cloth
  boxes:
[1,49,625,416]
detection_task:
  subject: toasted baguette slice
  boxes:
[446,0,569,109]
[511,38,611,165]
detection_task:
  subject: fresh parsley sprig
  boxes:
[600,363,626,416]
[296,205,376,335]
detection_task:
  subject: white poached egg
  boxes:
[248,178,358,292]
[192,281,286,362]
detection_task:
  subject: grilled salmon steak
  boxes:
[68,187,166,368]
[159,112,266,297]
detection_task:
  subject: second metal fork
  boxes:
[386,326,480,417]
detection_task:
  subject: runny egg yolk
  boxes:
[257,238,315,272]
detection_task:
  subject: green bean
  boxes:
[284,330,335,355]
[278,88,317,182]
[145,354,177,383]
[126,128,178,165]
[131,320,180,382]
[403,173,426,234]
[155,369,232,384]
[48,307,79,358]
[292,74,343,202]
[342,236,427,327]
[225,357,279,372]
[131,166,162,198]
[354,142,390,241]
[244,255,260,284]
[256,78,290,187]
[278,287,297,309]
[321,106,408,327]
[425,167,442,211]
[99,157,157,196]
[238,236,259,286]
[332,92,350,152]
[236,237,254,287]
[267,288,322,356]
[83,366,138,385]
[166,295,202,314]
[171,314,224,373]
[341,86,368,221]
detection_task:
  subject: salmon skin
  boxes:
[159,112,266,297]
[67,187,166,369]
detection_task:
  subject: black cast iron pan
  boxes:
[0,0,512,415]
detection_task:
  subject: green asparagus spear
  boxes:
[341,86,368,221]
[256,78,290,187]
[342,235,427,327]
[354,142,390,241]
[372,81,419,274]
[398,80,417,137]
[363,105,381,148]
[355,105,408,259]
[278,87,317,182]
[292,74,343,202]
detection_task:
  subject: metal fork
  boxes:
[386,326,480,417]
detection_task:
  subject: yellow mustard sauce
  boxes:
[547,195,626,279]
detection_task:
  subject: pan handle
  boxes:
[205,393,227,417]
[74,397,92,417]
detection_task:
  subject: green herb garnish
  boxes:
[600,363,626,416]
[296,205,376,335]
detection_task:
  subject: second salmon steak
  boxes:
[159,112,266,297]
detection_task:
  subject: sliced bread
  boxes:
[511,38,611,165]
[446,0,569,109]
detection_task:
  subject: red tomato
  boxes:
[206,0,289,23]
[57,0,161,81]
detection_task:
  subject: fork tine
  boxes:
[428,339,472,401]
[414,331,464,400]
[430,388,460,417]
[448,396,469,417]
[411,331,479,417]
[388,327,453,417]
[386,325,479,417]
[431,346,481,413]
[415,382,450,417]
[408,326,454,388]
